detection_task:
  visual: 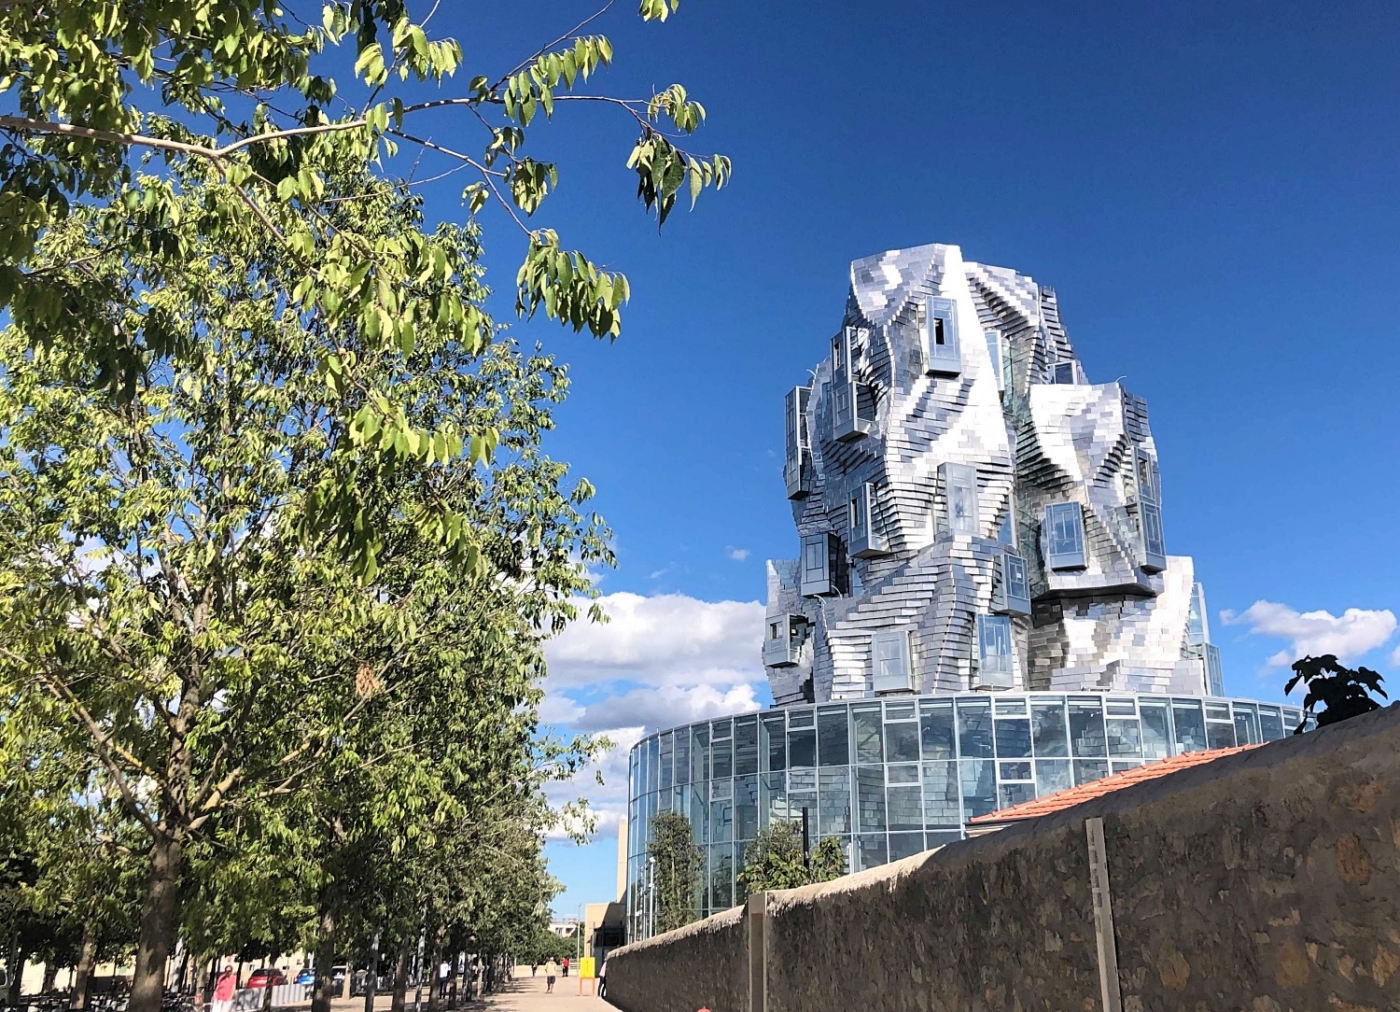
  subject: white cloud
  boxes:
[1220,600,1398,668]
[541,592,770,842]
[544,592,765,688]
[1391,643,1400,668]
[726,546,751,561]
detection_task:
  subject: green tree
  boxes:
[0,163,607,1012]
[736,823,848,898]
[1286,654,1388,732]
[645,811,702,934]
[807,836,848,884]
[736,822,809,895]
[1,0,728,568]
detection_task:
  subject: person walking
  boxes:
[212,966,236,1012]
[560,957,569,978]
[596,958,607,1000]
[531,964,537,978]
[543,959,558,994]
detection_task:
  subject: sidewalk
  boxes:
[461,977,612,1011]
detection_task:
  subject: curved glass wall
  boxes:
[624,692,1304,940]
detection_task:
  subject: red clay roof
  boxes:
[968,744,1263,825]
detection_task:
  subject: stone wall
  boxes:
[605,703,1400,1012]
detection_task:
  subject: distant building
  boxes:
[547,920,580,938]
[624,243,1305,941]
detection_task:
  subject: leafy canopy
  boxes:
[1285,654,1387,732]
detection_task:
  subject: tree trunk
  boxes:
[128,834,183,1012]
[41,965,58,995]
[69,920,99,1011]
[389,943,409,1012]
[424,943,439,1012]
[309,903,336,1012]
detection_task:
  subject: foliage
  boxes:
[518,926,579,967]
[645,811,702,935]
[0,0,727,566]
[1286,654,1388,732]
[736,823,848,897]
[0,164,607,1010]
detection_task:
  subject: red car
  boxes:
[247,969,287,989]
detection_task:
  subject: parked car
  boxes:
[293,970,316,987]
[246,969,287,990]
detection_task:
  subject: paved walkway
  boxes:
[460,977,612,1011]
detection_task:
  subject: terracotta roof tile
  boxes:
[968,744,1263,825]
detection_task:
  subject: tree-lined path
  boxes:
[464,977,611,1011]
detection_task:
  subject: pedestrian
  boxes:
[596,959,607,1000]
[561,957,569,978]
[531,964,537,978]
[212,966,236,1012]
[543,959,558,994]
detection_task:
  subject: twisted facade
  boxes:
[765,242,1223,704]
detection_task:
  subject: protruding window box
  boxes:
[973,614,1014,690]
[783,386,812,500]
[831,380,875,442]
[1043,502,1087,570]
[985,329,1005,392]
[848,482,890,559]
[993,552,1031,616]
[1132,447,1166,572]
[1053,361,1078,384]
[938,462,979,538]
[872,629,914,693]
[763,614,808,667]
[922,297,961,376]
[800,533,845,597]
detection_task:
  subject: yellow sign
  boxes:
[579,957,596,979]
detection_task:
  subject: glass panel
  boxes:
[788,728,816,769]
[1204,703,1231,721]
[817,767,852,835]
[657,789,673,813]
[788,793,816,830]
[889,832,925,862]
[788,769,816,793]
[856,835,889,872]
[659,732,674,791]
[1106,718,1142,758]
[957,698,994,757]
[852,704,884,764]
[885,701,916,720]
[1206,721,1237,750]
[1140,702,1171,760]
[1110,761,1142,775]
[855,765,886,833]
[1068,698,1107,757]
[734,715,759,776]
[1172,700,1208,752]
[886,720,920,763]
[994,697,1028,716]
[711,733,733,780]
[734,774,759,841]
[762,714,786,773]
[887,763,920,785]
[710,783,732,843]
[920,700,956,759]
[818,706,850,767]
[922,761,961,826]
[709,845,733,910]
[888,786,923,832]
[690,782,708,845]
[1045,502,1085,568]
[995,719,1032,758]
[1032,699,1070,757]
[1258,706,1285,741]
[1000,782,1035,808]
[761,772,787,826]
[998,761,1031,781]
[1073,759,1110,785]
[1105,697,1137,716]
[1035,759,1072,796]
[691,725,710,783]
[977,615,1014,678]
[1233,703,1260,746]
[926,830,963,850]
[788,707,815,728]
[674,726,691,785]
[639,738,652,796]
[960,759,996,821]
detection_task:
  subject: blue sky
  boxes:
[375,0,1400,914]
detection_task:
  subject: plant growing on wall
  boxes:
[1286,654,1387,732]
[736,824,849,897]
[645,812,702,934]
[807,837,849,884]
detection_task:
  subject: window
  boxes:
[783,386,811,500]
[1044,502,1086,570]
[1187,583,1207,645]
[939,462,979,537]
[850,482,889,558]
[996,552,1031,616]
[922,297,961,375]
[984,330,1005,391]
[849,493,864,535]
[763,614,807,667]
[1053,361,1076,384]
[872,629,913,693]
[974,614,1014,688]
[800,533,843,597]
[1031,700,1069,757]
[831,332,846,375]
